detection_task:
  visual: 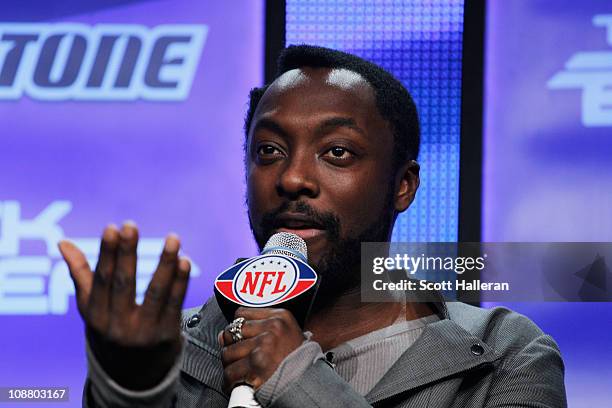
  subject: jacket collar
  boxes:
[361,283,498,403]
[365,311,500,405]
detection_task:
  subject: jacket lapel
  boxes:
[365,318,500,405]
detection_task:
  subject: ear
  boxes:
[394,160,420,212]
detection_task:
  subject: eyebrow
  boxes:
[252,116,367,140]
[252,118,290,139]
[315,117,367,138]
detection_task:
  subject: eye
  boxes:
[255,143,285,162]
[323,146,354,160]
[258,145,281,155]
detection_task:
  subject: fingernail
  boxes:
[123,220,137,228]
[120,221,138,240]
[103,225,118,240]
[164,235,180,252]
[179,256,191,266]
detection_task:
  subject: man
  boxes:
[59,45,567,407]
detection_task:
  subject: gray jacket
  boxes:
[85,298,566,407]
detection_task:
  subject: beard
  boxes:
[248,191,395,312]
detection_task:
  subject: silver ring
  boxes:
[228,317,245,342]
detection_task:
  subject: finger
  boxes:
[222,326,234,347]
[222,358,251,394]
[235,307,296,324]
[221,332,270,366]
[158,256,191,329]
[222,319,270,345]
[109,222,139,317]
[140,234,180,321]
[58,239,93,315]
[90,225,120,319]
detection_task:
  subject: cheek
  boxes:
[246,174,263,217]
[247,167,278,217]
[322,166,391,235]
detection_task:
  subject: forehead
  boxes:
[251,67,384,129]
[273,67,367,92]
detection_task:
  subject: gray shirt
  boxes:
[257,313,439,405]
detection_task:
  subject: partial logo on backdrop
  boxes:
[548,14,612,127]
[0,23,207,101]
[0,201,201,315]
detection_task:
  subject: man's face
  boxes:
[245,67,407,297]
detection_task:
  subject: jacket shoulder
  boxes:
[444,304,566,405]
[445,302,556,359]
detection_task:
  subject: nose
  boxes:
[276,152,320,199]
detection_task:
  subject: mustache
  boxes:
[259,201,341,240]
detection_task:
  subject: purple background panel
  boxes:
[0,1,264,405]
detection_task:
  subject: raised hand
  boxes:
[58,222,191,390]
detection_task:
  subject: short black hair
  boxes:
[244,44,420,168]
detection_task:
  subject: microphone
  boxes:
[214,232,320,408]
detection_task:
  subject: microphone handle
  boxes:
[228,384,261,408]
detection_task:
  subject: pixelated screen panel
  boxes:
[0,1,263,404]
[286,0,464,243]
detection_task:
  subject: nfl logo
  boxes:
[215,254,318,307]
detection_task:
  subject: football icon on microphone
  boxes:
[215,254,318,307]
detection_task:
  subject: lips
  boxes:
[272,213,326,241]
[276,227,325,240]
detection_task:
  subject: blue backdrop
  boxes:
[483,1,612,406]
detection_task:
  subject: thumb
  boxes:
[58,240,93,314]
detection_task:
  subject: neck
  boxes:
[304,288,435,351]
